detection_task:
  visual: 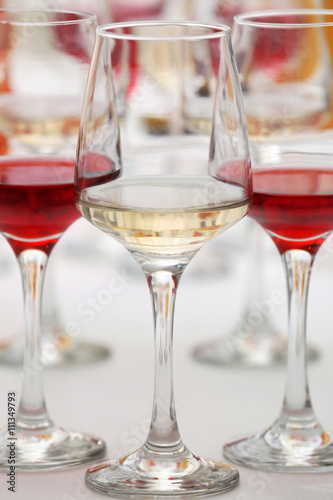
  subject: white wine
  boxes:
[78,175,250,255]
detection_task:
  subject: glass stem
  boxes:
[276,249,321,437]
[17,249,52,430]
[144,269,183,453]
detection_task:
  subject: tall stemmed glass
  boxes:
[76,21,252,496]
[0,9,105,470]
[224,9,333,471]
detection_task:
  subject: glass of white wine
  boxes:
[76,21,252,496]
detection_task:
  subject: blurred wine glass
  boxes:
[5,0,112,23]
[193,219,290,366]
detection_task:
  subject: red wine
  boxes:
[0,157,79,256]
[250,167,333,255]
[251,15,303,76]
[53,12,94,63]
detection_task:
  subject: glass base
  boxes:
[223,428,333,473]
[192,326,319,368]
[0,329,110,367]
[86,444,239,497]
[40,330,111,367]
[0,424,106,471]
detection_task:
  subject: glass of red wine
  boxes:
[75,21,252,496]
[0,9,105,470]
[224,9,333,471]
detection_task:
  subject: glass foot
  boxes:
[40,329,111,367]
[192,327,319,368]
[86,444,239,497]
[223,428,333,473]
[0,329,110,367]
[0,424,106,471]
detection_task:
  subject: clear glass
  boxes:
[0,9,105,470]
[193,219,291,367]
[192,0,322,368]
[0,256,111,367]
[38,257,111,367]
[224,9,333,472]
[0,0,113,368]
[76,21,252,496]
[5,0,112,24]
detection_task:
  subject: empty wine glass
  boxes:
[193,218,289,366]
[0,242,111,367]
[5,0,113,23]
[0,9,105,470]
[76,20,252,496]
[223,9,333,471]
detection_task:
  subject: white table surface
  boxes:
[0,217,333,500]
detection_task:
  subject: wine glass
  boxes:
[76,20,252,496]
[192,0,321,368]
[0,9,105,470]
[193,219,290,367]
[0,248,111,367]
[223,9,333,471]
[0,0,113,368]
[5,0,112,23]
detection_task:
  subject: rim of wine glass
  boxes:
[234,8,333,28]
[97,20,231,41]
[0,8,97,26]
